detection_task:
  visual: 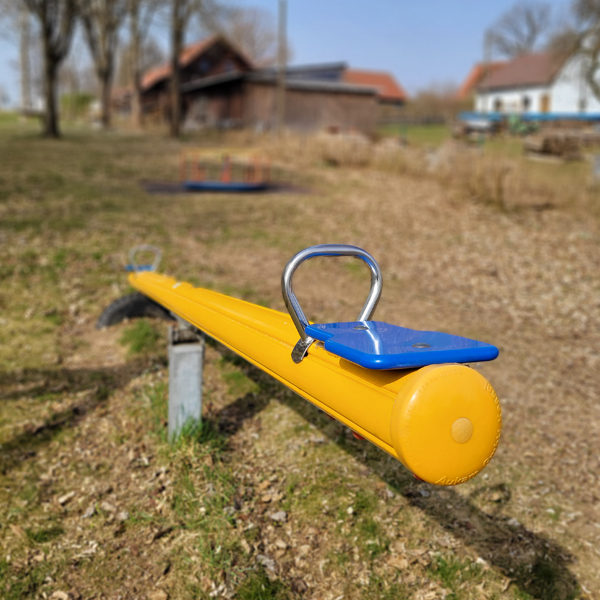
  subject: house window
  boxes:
[224,59,235,73]
[522,96,530,111]
[493,98,503,112]
[579,98,587,112]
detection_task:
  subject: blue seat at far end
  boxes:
[125,264,155,272]
[304,321,499,370]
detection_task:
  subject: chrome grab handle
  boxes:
[128,245,162,272]
[281,244,383,363]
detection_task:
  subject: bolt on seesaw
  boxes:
[104,244,502,486]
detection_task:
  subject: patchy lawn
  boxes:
[0,122,598,600]
[377,123,450,147]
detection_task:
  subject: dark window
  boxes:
[493,98,503,112]
[198,58,210,74]
[522,96,530,111]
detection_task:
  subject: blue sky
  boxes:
[0,0,569,106]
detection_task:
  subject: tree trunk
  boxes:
[584,40,600,104]
[20,6,32,112]
[170,1,183,138]
[132,70,142,128]
[24,0,76,138]
[100,71,112,128]
[42,40,59,138]
[130,4,142,128]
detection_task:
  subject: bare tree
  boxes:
[127,0,161,127]
[23,0,78,137]
[0,0,34,112]
[218,7,278,65]
[115,35,164,86]
[0,85,10,108]
[168,0,220,137]
[488,1,553,58]
[19,5,33,111]
[59,33,97,121]
[405,83,466,122]
[0,0,18,40]
[565,0,600,101]
[169,0,192,137]
[79,0,127,128]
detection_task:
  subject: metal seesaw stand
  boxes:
[119,244,502,486]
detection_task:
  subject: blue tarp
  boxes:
[459,111,600,123]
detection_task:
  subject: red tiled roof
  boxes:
[458,61,507,99]
[141,35,254,91]
[343,69,407,102]
[478,52,565,91]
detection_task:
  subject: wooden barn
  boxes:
[134,36,407,135]
[181,71,379,134]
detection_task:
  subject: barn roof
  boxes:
[141,35,253,91]
[477,52,565,91]
[181,70,379,96]
[248,71,379,95]
[342,69,407,102]
[285,62,347,76]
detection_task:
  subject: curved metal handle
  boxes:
[281,244,383,363]
[128,245,162,272]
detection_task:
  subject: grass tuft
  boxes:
[221,369,259,398]
[173,418,227,454]
[429,554,483,598]
[25,525,65,543]
[0,559,51,600]
[236,568,290,600]
[119,319,161,355]
[363,575,410,600]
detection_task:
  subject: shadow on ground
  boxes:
[0,343,580,599]
[0,362,147,475]
[215,347,580,600]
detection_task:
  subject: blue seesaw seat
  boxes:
[125,264,155,272]
[305,321,499,370]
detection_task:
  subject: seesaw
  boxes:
[119,244,501,486]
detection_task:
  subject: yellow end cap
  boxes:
[390,365,501,486]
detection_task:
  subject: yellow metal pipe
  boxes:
[129,271,501,486]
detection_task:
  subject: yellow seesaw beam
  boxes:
[128,271,501,485]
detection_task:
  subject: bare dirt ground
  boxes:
[0,124,599,600]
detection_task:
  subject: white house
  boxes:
[474,51,600,115]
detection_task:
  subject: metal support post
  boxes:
[168,324,205,442]
[592,153,600,185]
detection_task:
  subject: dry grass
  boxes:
[261,132,600,216]
[0,121,599,600]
